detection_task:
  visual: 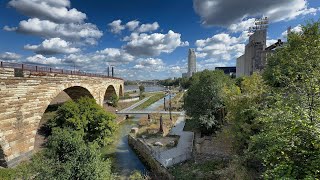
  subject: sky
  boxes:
[0,0,319,80]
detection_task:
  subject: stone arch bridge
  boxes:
[0,63,124,167]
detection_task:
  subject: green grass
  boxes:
[169,160,226,180]
[0,162,32,180]
[183,118,200,132]
[133,92,165,110]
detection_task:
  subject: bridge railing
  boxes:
[0,61,123,80]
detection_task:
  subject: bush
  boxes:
[30,128,114,180]
[49,97,118,146]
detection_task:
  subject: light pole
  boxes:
[169,91,172,121]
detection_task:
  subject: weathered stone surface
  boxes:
[0,67,124,167]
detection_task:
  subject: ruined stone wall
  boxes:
[0,67,124,167]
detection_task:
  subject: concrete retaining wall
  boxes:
[127,134,174,180]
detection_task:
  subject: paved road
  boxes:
[117,95,180,115]
[119,97,151,112]
[117,110,181,115]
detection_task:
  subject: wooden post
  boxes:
[159,115,163,133]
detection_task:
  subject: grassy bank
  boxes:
[133,92,165,110]
[169,159,227,179]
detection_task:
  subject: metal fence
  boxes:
[0,61,123,80]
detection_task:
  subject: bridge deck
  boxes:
[0,61,122,80]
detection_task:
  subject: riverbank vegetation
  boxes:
[180,21,320,179]
[158,77,191,89]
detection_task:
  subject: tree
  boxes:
[139,85,145,93]
[49,97,118,146]
[139,85,145,99]
[29,128,114,180]
[263,20,320,122]
[223,73,267,154]
[247,21,320,179]
[110,93,119,107]
[184,70,234,133]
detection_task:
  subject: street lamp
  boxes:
[169,92,172,121]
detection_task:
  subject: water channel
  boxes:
[114,93,172,177]
[125,85,165,92]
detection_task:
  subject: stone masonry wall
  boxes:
[0,67,124,167]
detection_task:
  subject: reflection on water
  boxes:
[115,117,146,177]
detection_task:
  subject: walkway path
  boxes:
[119,96,150,112]
[117,110,181,115]
[152,112,194,167]
[117,95,180,115]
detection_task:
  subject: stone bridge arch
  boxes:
[0,67,124,167]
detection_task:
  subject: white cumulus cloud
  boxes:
[126,20,140,31]
[0,52,22,61]
[24,38,80,55]
[136,22,160,33]
[124,30,189,56]
[8,0,86,23]
[195,31,247,61]
[108,20,125,34]
[26,54,62,65]
[12,18,103,45]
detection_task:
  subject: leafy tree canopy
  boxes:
[49,97,118,146]
[184,70,234,133]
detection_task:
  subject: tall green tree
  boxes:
[248,21,320,179]
[184,70,234,133]
[49,97,118,146]
[223,73,268,154]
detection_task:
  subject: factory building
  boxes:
[236,29,283,77]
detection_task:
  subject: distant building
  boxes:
[182,48,197,78]
[215,67,236,77]
[236,29,283,77]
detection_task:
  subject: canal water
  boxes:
[125,85,165,92]
[114,94,172,177]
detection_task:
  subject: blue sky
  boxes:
[0,0,319,80]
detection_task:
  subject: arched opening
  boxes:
[34,86,94,152]
[0,145,7,167]
[119,85,123,97]
[104,85,117,106]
